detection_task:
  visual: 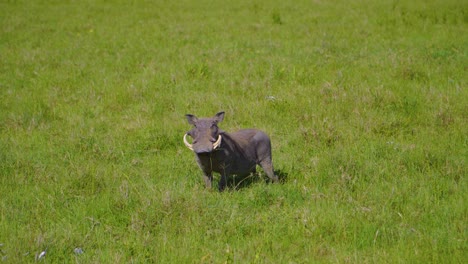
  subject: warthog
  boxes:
[183,111,279,191]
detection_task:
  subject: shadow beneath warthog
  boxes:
[226,169,289,190]
[275,169,289,183]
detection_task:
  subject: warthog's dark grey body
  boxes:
[184,112,278,191]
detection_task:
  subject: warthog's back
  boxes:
[222,129,272,166]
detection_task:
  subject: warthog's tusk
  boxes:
[183,134,222,151]
[213,135,222,149]
[183,134,193,151]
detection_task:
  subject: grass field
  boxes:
[0,0,466,262]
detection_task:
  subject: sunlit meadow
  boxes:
[0,0,466,262]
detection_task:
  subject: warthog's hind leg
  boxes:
[259,160,279,183]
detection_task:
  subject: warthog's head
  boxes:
[184,112,224,154]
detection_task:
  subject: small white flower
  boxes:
[36,250,46,260]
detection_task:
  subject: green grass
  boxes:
[0,0,466,262]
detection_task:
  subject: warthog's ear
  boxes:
[185,114,198,126]
[214,111,225,123]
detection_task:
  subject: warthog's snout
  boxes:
[183,111,278,191]
[183,133,222,153]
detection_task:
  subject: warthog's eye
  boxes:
[188,130,196,138]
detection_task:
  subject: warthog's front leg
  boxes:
[203,173,213,189]
[218,173,227,191]
[218,164,230,191]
